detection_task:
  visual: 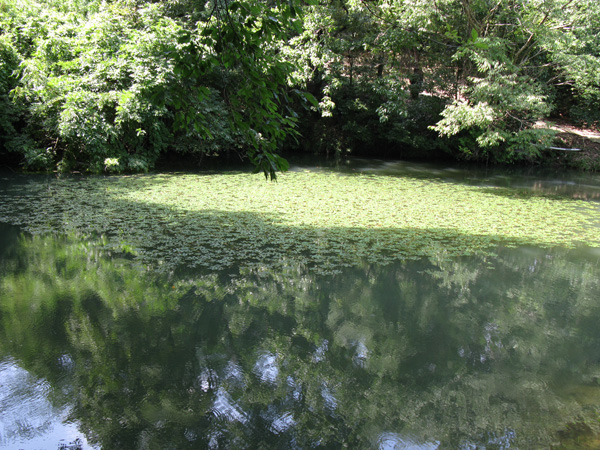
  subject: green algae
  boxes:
[0,170,598,274]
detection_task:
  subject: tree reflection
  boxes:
[1,228,600,448]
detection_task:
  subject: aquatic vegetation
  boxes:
[0,171,598,274]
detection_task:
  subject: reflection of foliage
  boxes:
[0,171,598,275]
[1,227,600,448]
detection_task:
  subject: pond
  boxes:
[1,159,600,449]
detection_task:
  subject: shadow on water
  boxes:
[1,222,600,449]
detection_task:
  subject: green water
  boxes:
[1,161,600,449]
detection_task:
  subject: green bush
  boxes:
[0,33,20,156]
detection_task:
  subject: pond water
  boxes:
[1,160,600,449]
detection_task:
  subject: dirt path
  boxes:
[547,121,600,142]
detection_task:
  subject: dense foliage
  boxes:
[0,0,308,177]
[1,0,600,173]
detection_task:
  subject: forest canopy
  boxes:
[1,0,599,176]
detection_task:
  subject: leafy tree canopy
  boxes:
[1,0,600,171]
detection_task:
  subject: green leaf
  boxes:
[303,92,319,108]
[276,155,290,171]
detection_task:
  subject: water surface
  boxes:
[1,161,599,449]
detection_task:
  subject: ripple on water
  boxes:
[0,358,97,449]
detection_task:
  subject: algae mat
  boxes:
[0,170,598,273]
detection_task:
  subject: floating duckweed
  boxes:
[0,171,598,274]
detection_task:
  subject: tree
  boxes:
[2,0,315,178]
[284,0,600,163]
[429,0,600,161]
[3,0,600,169]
